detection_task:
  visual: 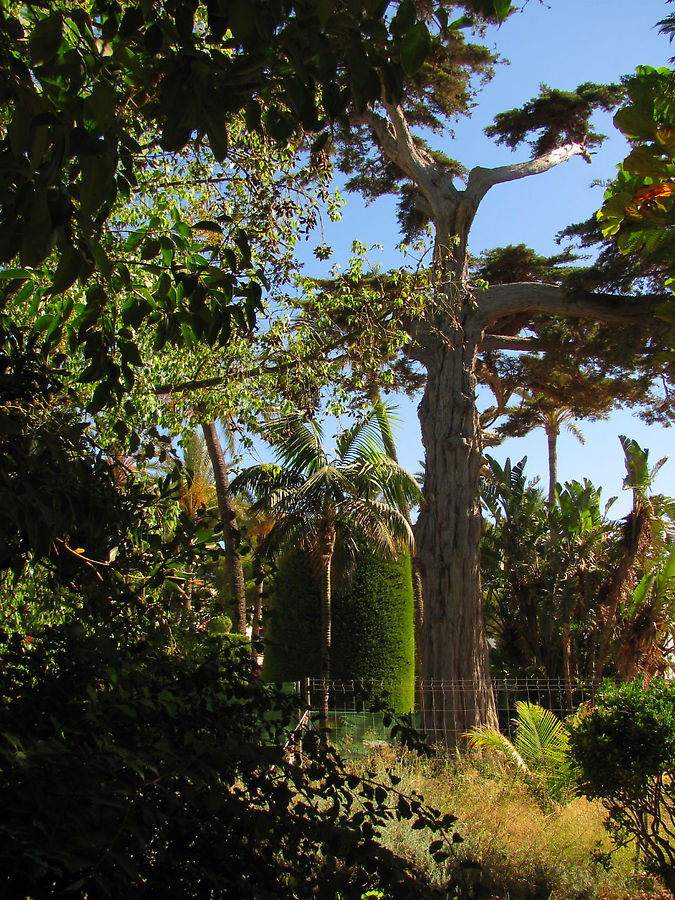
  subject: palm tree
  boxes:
[465,701,574,803]
[231,410,422,741]
[177,431,218,520]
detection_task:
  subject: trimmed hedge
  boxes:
[262,548,415,712]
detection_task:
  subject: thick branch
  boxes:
[474,282,667,329]
[359,103,456,202]
[465,143,587,208]
[480,334,538,351]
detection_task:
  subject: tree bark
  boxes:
[251,566,264,643]
[592,506,651,694]
[200,421,247,635]
[562,622,574,714]
[415,314,498,744]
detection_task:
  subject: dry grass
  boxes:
[351,747,670,900]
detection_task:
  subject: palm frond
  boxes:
[513,701,570,772]
[342,498,415,553]
[230,463,303,498]
[266,415,328,474]
[464,727,530,776]
[465,702,573,802]
[336,407,386,464]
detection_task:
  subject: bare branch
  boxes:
[480,334,538,351]
[465,143,587,208]
[358,104,457,202]
[474,282,667,329]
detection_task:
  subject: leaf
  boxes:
[85,80,118,130]
[614,105,657,141]
[20,190,53,267]
[29,13,64,65]
[391,0,416,36]
[51,244,83,294]
[346,42,371,89]
[140,238,161,260]
[492,0,512,21]
[400,22,430,76]
[622,146,671,179]
[192,220,223,234]
[120,340,144,367]
[204,109,229,162]
[0,268,35,281]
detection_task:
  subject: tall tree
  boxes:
[326,11,672,744]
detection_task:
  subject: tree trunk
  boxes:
[319,531,336,745]
[251,565,264,643]
[562,622,573,713]
[200,421,247,635]
[415,316,498,745]
[592,506,651,694]
[546,424,559,504]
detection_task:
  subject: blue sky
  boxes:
[293,0,675,516]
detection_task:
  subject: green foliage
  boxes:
[480,447,675,685]
[264,547,415,712]
[570,679,675,891]
[335,549,415,712]
[263,549,322,682]
[472,243,579,286]
[0,614,451,899]
[465,701,574,803]
[596,64,675,357]
[485,82,624,155]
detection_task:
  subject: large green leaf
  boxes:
[400,22,430,76]
[29,13,63,65]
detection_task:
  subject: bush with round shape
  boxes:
[569,678,675,892]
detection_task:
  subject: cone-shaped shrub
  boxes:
[263,548,415,712]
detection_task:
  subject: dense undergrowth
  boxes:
[350,747,670,900]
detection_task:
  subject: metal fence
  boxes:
[282,677,595,757]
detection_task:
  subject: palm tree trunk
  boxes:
[251,565,264,643]
[546,424,559,504]
[200,421,247,635]
[319,530,336,745]
[562,622,573,713]
[592,506,651,694]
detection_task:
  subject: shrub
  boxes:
[263,548,415,712]
[569,678,675,893]
[0,619,444,899]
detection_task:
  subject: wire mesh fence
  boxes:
[281,677,595,757]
